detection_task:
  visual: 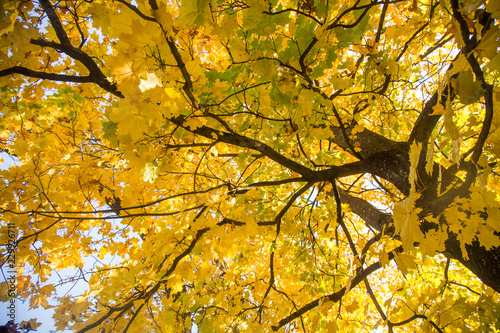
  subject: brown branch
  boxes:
[258,251,275,323]
[10,185,227,216]
[395,2,438,62]
[299,38,318,81]
[374,0,389,45]
[76,227,210,333]
[29,38,123,97]
[329,123,408,159]
[0,66,94,84]
[39,0,71,45]
[116,0,156,21]
[165,37,199,108]
[171,123,316,178]
[123,301,147,333]
[20,1,122,97]
[408,74,456,145]
[332,182,389,324]
[331,105,364,160]
[327,0,385,30]
[263,8,322,25]
[32,204,205,221]
[450,1,493,166]
[271,250,397,331]
[389,314,443,333]
[315,150,411,195]
[418,1,495,216]
[332,181,358,256]
[337,189,394,233]
[275,182,314,235]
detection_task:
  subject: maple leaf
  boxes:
[1,0,500,332]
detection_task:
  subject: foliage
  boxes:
[1,0,500,332]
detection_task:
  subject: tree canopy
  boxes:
[1,0,500,331]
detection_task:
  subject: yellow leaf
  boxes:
[20,319,42,331]
[185,117,204,130]
[326,320,339,333]
[452,70,485,105]
[380,248,390,267]
[0,3,17,35]
[476,26,500,59]
[420,227,447,256]
[109,103,149,141]
[431,103,446,115]
[393,253,416,275]
[98,246,108,259]
[408,142,422,190]
[476,224,500,250]
[139,72,162,92]
[425,133,435,175]
[393,193,424,251]
[30,294,49,309]
[142,163,158,183]
[152,3,174,31]
[177,0,210,27]
[443,104,461,165]
[486,0,500,19]
[345,299,359,313]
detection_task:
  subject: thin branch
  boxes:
[39,0,72,45]
[389,314,444,333]
[332,181,390,324]
[271,249,398,331]
[258,251,275,323]
[116,0,156,21]
[29,38,124,97]
[374,0,389,45]
[11,184,227,216]
[275,182,314,235]
[123,301,147,333]
[76,227,210,333]
[0,66,94,84]
[263,8,322,25]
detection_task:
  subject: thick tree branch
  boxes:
[339,188,500,293]
[39,0,72,45]
[320,150,411,194]
[0,0,124,97]
[28,38,124,97]
[408,81,455,146]
[329,124,408,158]
[338,189,393,233]
[389,314,443,333]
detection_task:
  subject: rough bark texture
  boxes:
[335,149,500,293]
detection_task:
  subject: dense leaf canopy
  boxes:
[1,0,500,331]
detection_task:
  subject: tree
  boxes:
[0,0,500,331]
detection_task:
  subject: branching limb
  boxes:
[271,250,398,331]
[39,0,72,45]
[275,182,314,235]
[75,227,210,333]
[116,0,155,21]
[332,181,390,326]
[258,251,275,323]
[389,314,443,333]
[450,0,494,166]
[21,1,124,97]
[0,66,94,84]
